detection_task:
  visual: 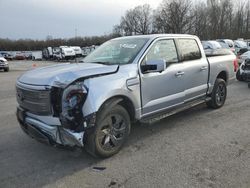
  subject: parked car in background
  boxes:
[24,51,32,60]
[0,56,9,72]
[42,47,53,60]
[15,52,26,60]
[236,58,250,84]
[202,41,222,50]
[82,47,92,56]
[70,46,82,57]
[0,52,14,60]
[59,46,75,60]
[217,39,235,53]
[237,50,250,65]
[234,40,247,54]
[245,40,250,50]
[237,48,248,56]
[217,42,230,49]
[32,51,43,61]
[82,45,98,57]
[53,46,76,61]
[52,47,61,60]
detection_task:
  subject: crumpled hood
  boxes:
[18,63,119,86]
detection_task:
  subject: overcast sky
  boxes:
[0,0,162,40]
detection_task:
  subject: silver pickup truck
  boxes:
[16,34,236,157]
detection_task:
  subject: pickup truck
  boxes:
[16,34,236,158]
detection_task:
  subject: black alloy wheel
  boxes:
[206,78,227,109]
[215,82,226,106]
[86,104,130,158]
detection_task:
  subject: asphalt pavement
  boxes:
[0,62,250,188]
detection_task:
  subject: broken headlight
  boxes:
[63,83,87,108]
[60,82,88,131]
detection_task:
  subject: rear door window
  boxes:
[178,39,201,61]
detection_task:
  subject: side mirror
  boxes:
[141,59,166,73]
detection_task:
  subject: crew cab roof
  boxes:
[112,34,196,41]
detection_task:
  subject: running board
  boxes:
[140,98,211,125]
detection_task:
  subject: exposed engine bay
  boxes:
[241,59,250,71]
[236,58,250,88]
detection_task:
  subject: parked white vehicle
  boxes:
[81,45,97,57]
[42,47,53,60]
[70,46,82,57]
[0,56,9,72]
[217,39,235,53]
[53,46,76,61]
[202,41,222,50]
[234,40,247,54]
[60,46,75,60]
[52,47,60,60]
[32,51,43,61]
[218,39,234,47]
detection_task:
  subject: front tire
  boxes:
[85,105,131,158]
[4,67,9,72]
[206,78,227,109]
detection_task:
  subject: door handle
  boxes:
[200,66,208,71]
[175,71,185,77]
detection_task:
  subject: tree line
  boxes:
[0,35,118,51]
[114,0,250,40]
[1,0,250,51]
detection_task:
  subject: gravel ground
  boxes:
[0,64,250,188]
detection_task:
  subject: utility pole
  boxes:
[75,28,77,38]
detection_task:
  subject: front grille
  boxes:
[16,85,52,115]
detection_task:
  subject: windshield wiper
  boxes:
[89,61,112,65]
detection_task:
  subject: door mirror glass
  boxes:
[141,59,166,73]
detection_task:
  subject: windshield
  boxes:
[83,37,149,65]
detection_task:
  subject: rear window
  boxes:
[178,39,201,61]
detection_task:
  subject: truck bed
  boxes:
[205,49,236,94]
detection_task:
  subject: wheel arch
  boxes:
[97,95,136,122]
[216,71,228,84]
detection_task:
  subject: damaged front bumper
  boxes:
[17,107,85,147]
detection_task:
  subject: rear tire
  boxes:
[206,78,227,109]
[85,105,130,158]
